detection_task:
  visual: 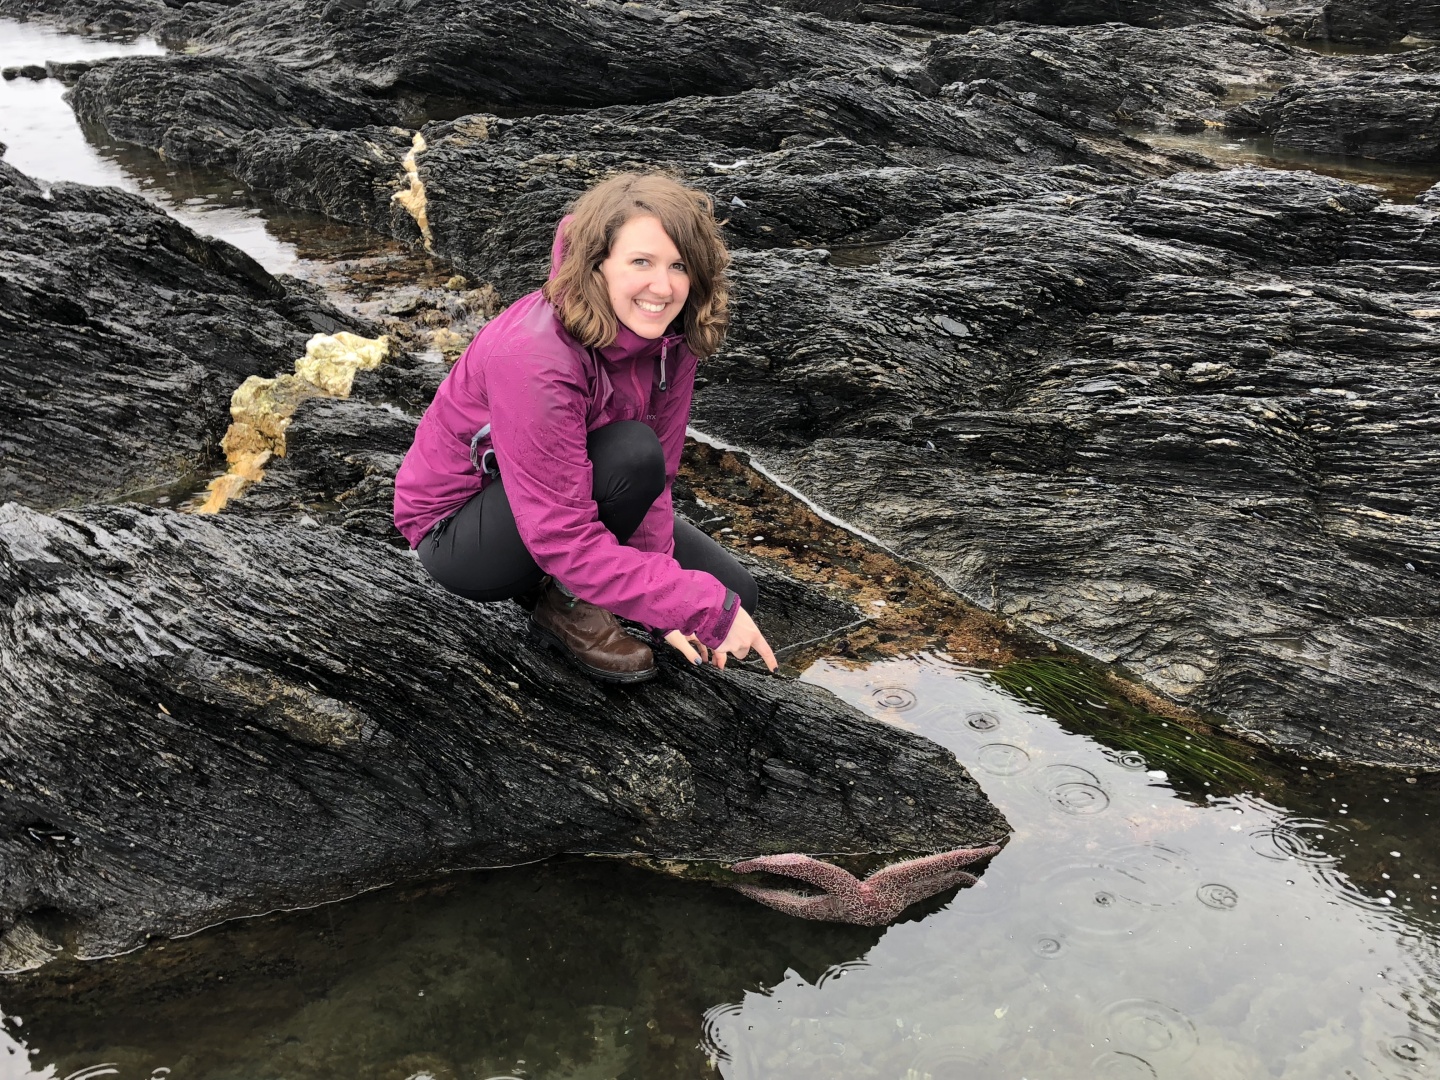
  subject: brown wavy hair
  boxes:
[542,172,730,358]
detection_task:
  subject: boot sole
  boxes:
[529,625,659,685]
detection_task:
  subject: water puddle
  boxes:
[2,652,1435,1078]
[0,17,387,275]
[1284,35,1437,56]
[1134,127,1440,202]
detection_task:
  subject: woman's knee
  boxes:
[589,420,666,504]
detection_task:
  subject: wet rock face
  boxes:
[1226,72,1440,163]
[0,159,350,510]
[772,0,1261,32]
[917,23,1315,132]
[691,168,1440,769]
[0,501,1007,963]
[184,0,913,109]
[67,55,400,171]
[1262,0,1440,45]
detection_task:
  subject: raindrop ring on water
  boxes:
[966,710,1000,731]
[1101,999,1199,1064]
[871,686,916,711]
[1033,934,1064,957]
[1197,883,1239,910]
[700,1002,744,1063]
[1050,781,1111,815]
[1383,1031,1435,1065]
[1091,1051,1158,1078]
[1248,819,1337,864]
[977,742,1032,776]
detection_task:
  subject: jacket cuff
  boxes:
[695,587,741,650]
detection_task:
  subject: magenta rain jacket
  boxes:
[393,218,739,649]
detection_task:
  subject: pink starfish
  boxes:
[729,845,1001,926]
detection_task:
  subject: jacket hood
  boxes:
[548,214,574,281]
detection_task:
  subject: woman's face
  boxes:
[598,214,690,339]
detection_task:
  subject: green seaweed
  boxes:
[989,657,1264,792]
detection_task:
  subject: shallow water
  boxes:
[1135,127,1440,203]
[2,652,1436,1079]
[0,18,384,275]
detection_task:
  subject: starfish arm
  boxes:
[862,845,1001,890]
[731,853,866,900]
[730,882,852,922]
[867,868,978,913]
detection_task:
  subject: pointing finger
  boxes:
[756,634,779,673]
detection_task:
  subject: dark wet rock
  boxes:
[774,0,1261,32]
[0,158,352,510]
[1262,0,1440,46]
[1226,72,1440,163]
[403,92,1146,298]
[231,124,416,233]
[0,0,171,33]
[184,0,913,110]
[918,23,1330,133]
[1,63,47,80]
[689,168,1440,769]
[1420,180,1440,205]
[219,394,418,542]
[68,55,400,171]
[0,501,1007,965]
[43,58,99,85]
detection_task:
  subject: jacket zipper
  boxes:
[658,339,669,391]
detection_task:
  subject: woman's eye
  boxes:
[672,263,687,273]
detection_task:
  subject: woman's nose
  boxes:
[648,266,674,296]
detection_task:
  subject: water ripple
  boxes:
[1100,999,1199,1065]
[871,686,917,711]
[1196,883,1239,910]
[1038,765,1111,816]
[1090,1051,1158,1078]
[700,1002,744,1064]
[966,711,1000,731]
[976,742,1032,776]
[1248,819,1338,864]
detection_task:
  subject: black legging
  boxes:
[418,420,759,617]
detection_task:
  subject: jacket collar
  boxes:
[596,322,684,365]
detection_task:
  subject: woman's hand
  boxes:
[714,608,778,672]
[664,608,778,672]
[663,630,710,666]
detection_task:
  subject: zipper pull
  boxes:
[659,340,669,391]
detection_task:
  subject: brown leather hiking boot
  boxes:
[530,580,658,684]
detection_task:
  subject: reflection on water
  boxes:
[0,17,386,275]
[707,655,1440,1079]
[1135,127,1440,202]
[2,653,1437,1079]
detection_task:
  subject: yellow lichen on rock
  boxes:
[392,131,433,252]
[294,330,392,396]
[192,332,392,515]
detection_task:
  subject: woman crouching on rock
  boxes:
[393,172,776,684]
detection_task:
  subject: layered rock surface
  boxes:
[1260,0,1440,46]
[693,168,1440,767]
[771,0,1262,32]
[1227,70,1440,163]
[0,500,1004,966]
[0,157,351,510]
